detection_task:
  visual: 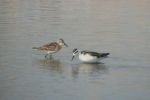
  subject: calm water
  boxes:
[0,0,150,100]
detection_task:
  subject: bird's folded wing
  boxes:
[40,42,58,51]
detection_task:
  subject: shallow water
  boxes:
[0,0,150,100]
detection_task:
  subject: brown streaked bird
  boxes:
[72,48,109,63]
[32,38,68,59]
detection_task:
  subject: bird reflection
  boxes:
[36,58,63,73]
[71,63,107,78]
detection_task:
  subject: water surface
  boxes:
[0,0,150,100]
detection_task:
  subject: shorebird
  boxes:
[72,48,109,63]
[32,38,68,59]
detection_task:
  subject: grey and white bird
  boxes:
[32,38,68,59]
[72,48,109,63]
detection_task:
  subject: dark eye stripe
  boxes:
[74,51,78,54]
[73,48,78,52]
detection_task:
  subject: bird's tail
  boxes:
[32,47,40,50]
[100,53,110,57]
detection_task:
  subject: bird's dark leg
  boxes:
[45,53,48,58]
[49,54,53,59]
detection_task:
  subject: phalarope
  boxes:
[32,38,68,59]
[72,48,109,63]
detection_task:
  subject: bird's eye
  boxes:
[73,48,78,52]
[74,51,78,54]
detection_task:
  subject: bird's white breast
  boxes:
[79,53,99,63]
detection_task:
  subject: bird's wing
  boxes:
[81,51,101,58]
[39,42,58,51]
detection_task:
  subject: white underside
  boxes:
[47,50,57,54]
[79,54,100,63]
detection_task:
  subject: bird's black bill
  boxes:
[71,56,75,61]
[64,43,68,47]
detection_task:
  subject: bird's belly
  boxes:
[47,47,61,54]
[47,50,57,54]
[79,54,99,63]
